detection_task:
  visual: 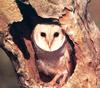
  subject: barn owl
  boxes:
[32,24,73,87]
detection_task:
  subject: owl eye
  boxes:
[54,32,59,37]
[40,32,46,37]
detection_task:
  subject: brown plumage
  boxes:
[32,24,73,87]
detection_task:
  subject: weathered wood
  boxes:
[0,0,22,23]
[0,0,99,88]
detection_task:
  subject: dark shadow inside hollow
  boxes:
[9,0,40,59]
[39,72,55,82]
[9,0,76,84]
[10,0,60,60]
[65,34,76,75]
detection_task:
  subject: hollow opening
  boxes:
[10,0,76,86]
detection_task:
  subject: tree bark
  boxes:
[0,0,99,88]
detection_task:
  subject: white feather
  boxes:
[32,24,66,51]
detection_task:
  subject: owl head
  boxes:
[32,24,66,51]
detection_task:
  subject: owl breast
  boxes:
[33,39,67,75]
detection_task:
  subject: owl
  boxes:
[32,24,73,87]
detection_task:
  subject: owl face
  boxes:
[32,24,66,51]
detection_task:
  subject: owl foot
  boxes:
[49,71,68,88]
[57,73,68,88]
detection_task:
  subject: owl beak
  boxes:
[46,38,54,49]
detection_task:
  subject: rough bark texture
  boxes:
[0,0,22,23]
[0,0,99,88]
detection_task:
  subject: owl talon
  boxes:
[49,72,62,86]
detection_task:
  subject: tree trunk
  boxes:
[0,0,99,88]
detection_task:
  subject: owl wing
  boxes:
[64,42,73,75]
